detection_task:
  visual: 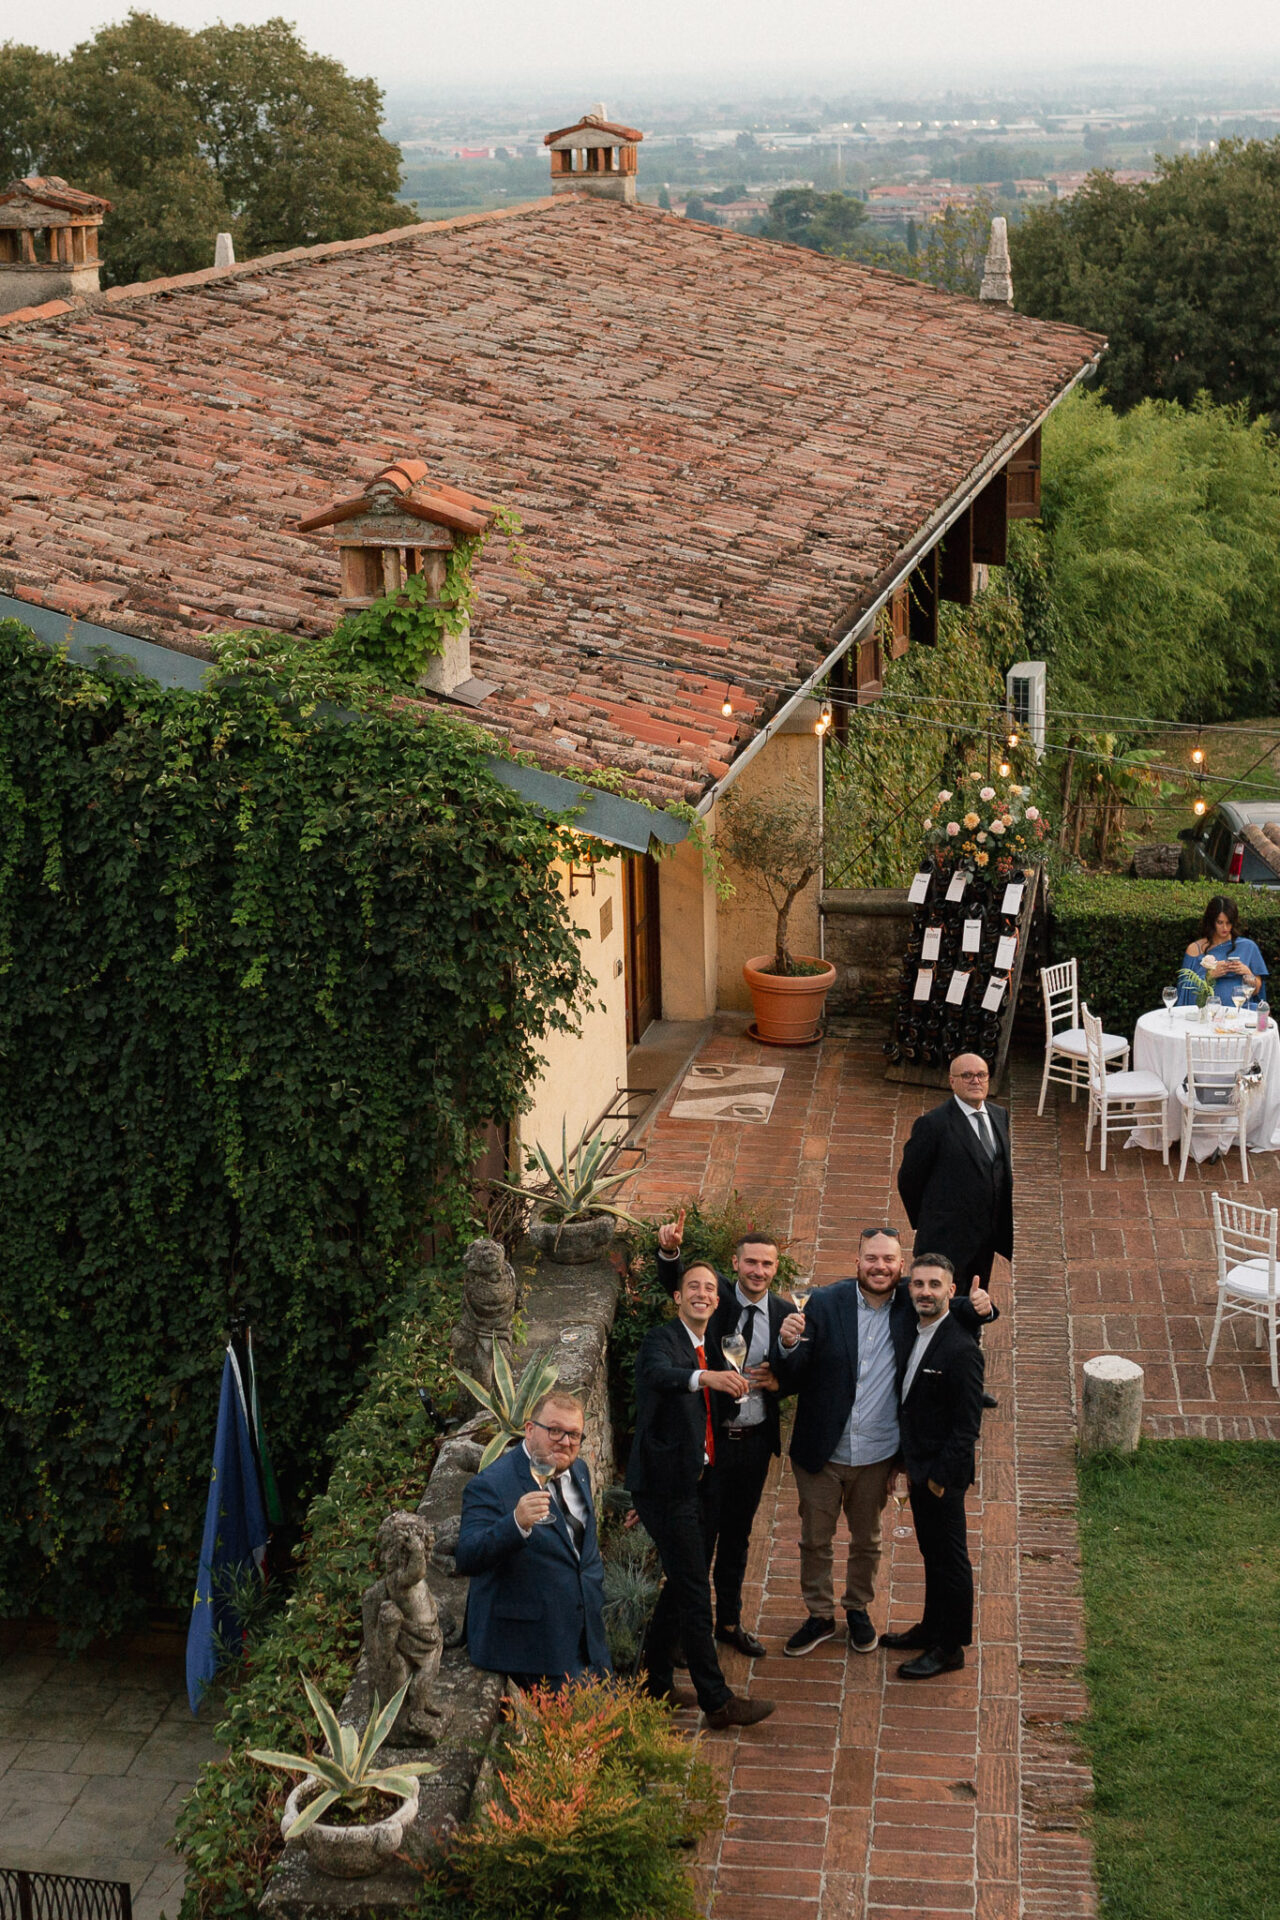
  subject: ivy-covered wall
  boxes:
[0,622,585,1640]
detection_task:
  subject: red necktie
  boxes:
[696,1343,715,1465]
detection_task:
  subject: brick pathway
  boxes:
[625,1012,1280,1920]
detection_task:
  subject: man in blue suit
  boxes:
[455,1388,610,1689]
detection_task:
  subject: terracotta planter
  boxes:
[281,1776,420,1879]
[743,956,836,1046]
[527,1212,617,1264]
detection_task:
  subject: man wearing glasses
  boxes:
[456,1388,611,1691]
[897,1054,1013,1301]
[897,1053,1011,1409]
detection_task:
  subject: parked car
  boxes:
[1178,801,1280,887]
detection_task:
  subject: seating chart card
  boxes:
[995,933,1018,971]
[961,918,982,954]
[946,870,968,904]
[908,871,932,905]
[913,968,934,1002]
[946,970,970,1006]
[921,926,942,962]
[983,974,1008,1013]
[1001,882,1025,914]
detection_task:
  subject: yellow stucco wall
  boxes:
[518,854,630,1163]
[715,708,824,1012]
[657,835,719,1021]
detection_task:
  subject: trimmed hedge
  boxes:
[1049,873,1280,1039]
[176,1273,460,1920]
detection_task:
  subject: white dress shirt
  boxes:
[955,1094,997,1157]
[902,1311,948,1399]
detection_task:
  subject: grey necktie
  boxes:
[975,1108,996,1160]
[551,1473,585,1553]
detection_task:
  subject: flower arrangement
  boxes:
[921,772,1048,874]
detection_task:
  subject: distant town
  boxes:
[385,77,1280,242]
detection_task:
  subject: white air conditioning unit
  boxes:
[1006,660,1046,759]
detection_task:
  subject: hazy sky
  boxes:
[27,0,1280,90]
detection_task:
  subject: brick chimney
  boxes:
[0,177,110,316]
[297,461,499,704]
[544,107,643,204]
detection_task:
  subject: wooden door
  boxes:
[623,854,662,1044]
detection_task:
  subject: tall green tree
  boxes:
[1,12,412,286]
[1010,142,1280,418]
[0,42,59,181]
[760,187,867,255]
[1009,390,1280,721]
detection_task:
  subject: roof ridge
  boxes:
[0,197,561,330]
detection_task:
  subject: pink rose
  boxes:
[990,820,1006,836]
[979,786,995,802]
[923,818,933,830]
[946,822,960,837]
[1026,806,1040,821]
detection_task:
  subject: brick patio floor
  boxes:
[623,1012,1280,1920]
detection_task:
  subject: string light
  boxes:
[998,760,1011,778]
[1193,796,1208,816]
[721,687,734,718]
[814,701,833,735]
[1007,731,1019,749]
[1191,743,1205,767]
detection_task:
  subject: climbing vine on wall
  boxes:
[0,620,585,1641]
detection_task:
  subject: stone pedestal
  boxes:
[1080,1354,1144,1454]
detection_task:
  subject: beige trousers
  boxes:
[792,1455,897,1618]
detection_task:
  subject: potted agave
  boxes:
[718,782,836,1045]
[496,1121,642,1264]
[249,1676,436,1879]
[453,1345,564,1469]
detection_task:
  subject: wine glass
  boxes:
[1232,986,1248,1020]
[720,1330,749,1421]
[527,1444,558,1524]
[1162,984,1177,1016]
[789,1280,812,1343]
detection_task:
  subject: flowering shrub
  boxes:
[922,771,1049,873]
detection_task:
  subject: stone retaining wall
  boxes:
[821,886,911,1013]
[261,1251,622,1918]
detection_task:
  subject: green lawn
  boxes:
[1077,1441,1280,1919]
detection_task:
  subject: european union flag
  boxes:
[186,1343,269,1713]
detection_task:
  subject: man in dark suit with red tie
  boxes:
[625,1261,777,1729]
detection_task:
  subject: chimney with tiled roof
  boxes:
[544,107,643,204]
[298,461,499,705]
[0,177,110,316]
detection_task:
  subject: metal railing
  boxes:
[0,1871,132,1920]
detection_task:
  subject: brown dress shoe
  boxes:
[648,1682,698,1709]
[704,1693,776,1729]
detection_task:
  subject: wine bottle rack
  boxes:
[883,864,1044,1097]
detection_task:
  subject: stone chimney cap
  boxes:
[297,461,498,539]
[0,176,112,220]
[544,112,644,149]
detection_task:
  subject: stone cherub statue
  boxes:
[450,1236,519,1403]
[361,1511,450,1745]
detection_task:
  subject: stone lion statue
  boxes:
[450,1236,518,1401]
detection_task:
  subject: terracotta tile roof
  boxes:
[0,175,111,217]
[0,195,1102,806]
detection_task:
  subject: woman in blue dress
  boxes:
[1179,895,1269,1006]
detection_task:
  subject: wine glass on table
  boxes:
[720,1328,749,1422]
[1162,984,1177,1017]
[1232,984,1248,1022]
[527,1441,558,1524]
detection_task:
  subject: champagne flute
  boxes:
[527,1444,557,1524]
[789,1280,812,1343]
[1232,985,1247,1019]
[720,1330,749,1421]
[1162,984,1177,1016]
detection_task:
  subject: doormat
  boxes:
[669,1061,784,1124]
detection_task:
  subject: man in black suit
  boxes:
[626,1260,777,1729]
[896,1054,1013,1296]
[882,1252,985,1680]
[774,1229,995,1658]
[656,1213,789,1659]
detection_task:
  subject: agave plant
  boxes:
[453,1343,563,1471]
[248,1676,436,1836]
[494,1120,643,1228]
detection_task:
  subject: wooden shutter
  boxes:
[908,547,939,647]
[972,467,1009,565]
[939,507,974,606]
[1006,426,1042,520]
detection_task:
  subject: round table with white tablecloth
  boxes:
[1127,1006,1280,1159]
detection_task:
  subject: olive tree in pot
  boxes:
[495,1121,642,1263]
[719,780,835,1044]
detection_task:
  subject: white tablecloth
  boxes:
[1128,1007,1280,1159]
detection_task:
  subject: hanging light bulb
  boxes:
[998,760,1011,778]
[1191,744,1205,767]
[814,701,832,735]
[1007,730,1019,749]
[721,689,734,718]
[1193,795,1208,816]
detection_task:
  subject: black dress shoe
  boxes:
[880,1624,930,1650]
[898,1647,965,1679]
[716,1623,766,1658]
[982,1392,999,1409]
